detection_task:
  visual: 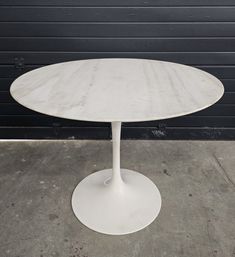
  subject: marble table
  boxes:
[10,58,224,235]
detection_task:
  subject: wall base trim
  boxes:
[0,126,235,140]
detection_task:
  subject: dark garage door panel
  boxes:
[1,0,235,6]
[1,7,235,22]
[0,0,234,139]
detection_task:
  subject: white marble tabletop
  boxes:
[10,58,224,122]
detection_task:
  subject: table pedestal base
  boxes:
[71,169,161,235]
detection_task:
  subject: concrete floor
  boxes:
[0,140,234,257]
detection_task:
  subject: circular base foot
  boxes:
[71,169,161,235]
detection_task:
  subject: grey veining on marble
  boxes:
[10,59,224,122]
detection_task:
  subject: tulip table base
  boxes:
[71,122,161,235]
[71,168,161,235]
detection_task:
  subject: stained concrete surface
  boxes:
[0,140,234,257]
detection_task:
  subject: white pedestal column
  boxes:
[109,121,123,192]
[71,122,161,235]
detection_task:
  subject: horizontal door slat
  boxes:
[0,38,235,52]
[0,115,234,127]
[1,52,235,65]
[1,0,235,7]
[0,7,235,22]
[126,117,235,127]
[1,23,235,37]
[0,104,35,115]
[197,66,235,79]
[221,79,235,92]
[0,79,14,90]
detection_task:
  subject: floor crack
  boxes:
[212,153,235,188]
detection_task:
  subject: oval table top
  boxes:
[10,58,224,122]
